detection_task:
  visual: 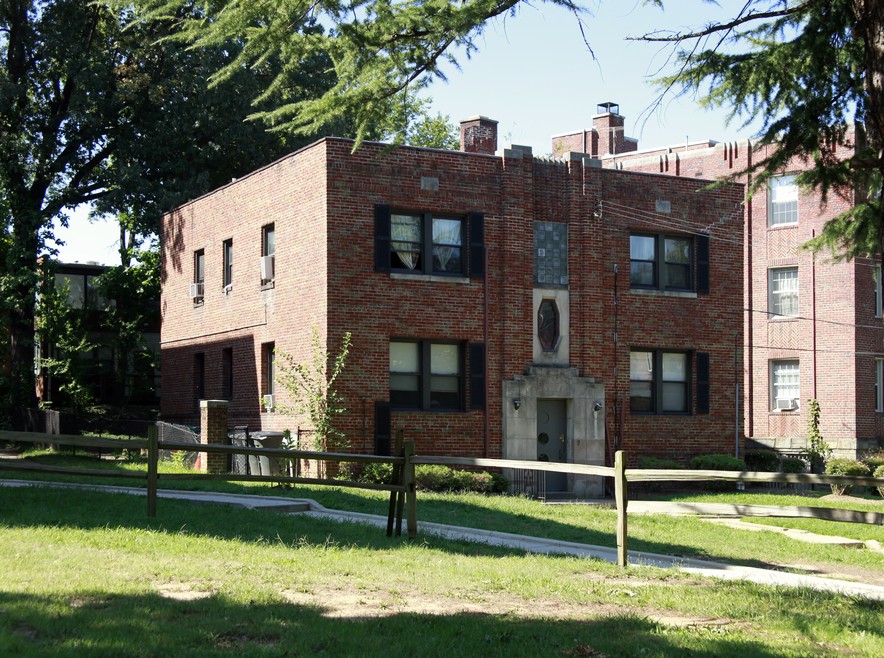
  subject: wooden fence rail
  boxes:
[3,429,883,568]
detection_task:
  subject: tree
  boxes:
[276,328,352,452]
[0,2,325,413]
[638,1,884,262]
[137,0,884,263]
[134,0,587,146]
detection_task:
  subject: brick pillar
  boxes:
[200,400,229,474]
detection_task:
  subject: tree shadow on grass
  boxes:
[0,589,815,658]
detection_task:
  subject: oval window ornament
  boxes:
[538,299,559,351]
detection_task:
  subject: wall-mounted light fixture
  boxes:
[593,401,603,413]
[513,398,521,411]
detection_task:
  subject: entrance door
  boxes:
[537,399,567,492]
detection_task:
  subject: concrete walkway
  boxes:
[3,478,884,601]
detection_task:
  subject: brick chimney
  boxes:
[460,116,498,154]
[593,102,630,156]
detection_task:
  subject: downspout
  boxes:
[811,229,818,399]
[484,245,490,458]
[612,259,620,465]
[746,141,754,441]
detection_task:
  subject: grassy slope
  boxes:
[2,486,883,657]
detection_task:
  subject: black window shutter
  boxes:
[696,234,710,293]
[374,401,392,455]
[469,343,486,410]
[375,204,391,272]
[696,352,710,414]
[468,212,485,278]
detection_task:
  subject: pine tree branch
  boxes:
[633,0,819,42]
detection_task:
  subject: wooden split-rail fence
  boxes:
[1,428,882,567]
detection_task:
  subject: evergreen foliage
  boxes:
[640,1,884,262]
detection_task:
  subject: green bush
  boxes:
[779,457,808,473]
[824,458,870,495]
[335,462,394,484]
[744,450,780,472]
[689,454,747,471]
[875,465,884,498]
[337,462,508,493]
[861,449,884,473]
[637,456,682,469]
[414,464,505,493]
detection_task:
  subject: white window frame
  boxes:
[769,174,799,227]
[877,358,884,412]
[768,267,799,318]
[770,360,800,411]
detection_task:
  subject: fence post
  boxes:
[403,440,417,539]
[386,429,405,537]
[614,450,627,567]
[147,425,158,518]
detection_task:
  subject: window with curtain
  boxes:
[769,267,799,317]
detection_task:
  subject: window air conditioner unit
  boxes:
[189,282,204,300]
[263,394,275,411]
[774,398,797,412]
[260,255,275,281]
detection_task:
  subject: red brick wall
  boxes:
[602,128,881,455]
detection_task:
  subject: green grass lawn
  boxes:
[4,448,884,583]
[2,484,883,657]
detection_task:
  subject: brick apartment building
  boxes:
[554,104,884,458]
[160,118,744,496]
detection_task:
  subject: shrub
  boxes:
[336,462,394,484]
[824,458,870,495]
[637,456,682,469]
[861,449,884,473]
[744,450,780,472]
[779,457,808,473]
[414,464,503,493]
[875,465,884,498]
[689,454,747,471]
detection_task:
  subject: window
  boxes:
[769,267,798,317]
[769,174,798,226]
[261,224,275,283]
[630,350,690,414]
[537,299,559,351]
[770,360,800,411]
[375,205,485,278]
[390,340,463,410]
[877,359,884,412]
[222,239,233,289]
[262,342,275,397]
[193,352,205,410]
[192,250,205,301]
[222,348,233,401]
[630,233,705,292]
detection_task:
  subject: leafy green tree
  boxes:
[94,246,161,407]
[0,2,325,413]
[35,269,96,412]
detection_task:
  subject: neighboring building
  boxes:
[555,104,882,458]
[160,117,744,496]
[37,262,161,406]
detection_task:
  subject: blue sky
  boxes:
[53,0,764,265]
